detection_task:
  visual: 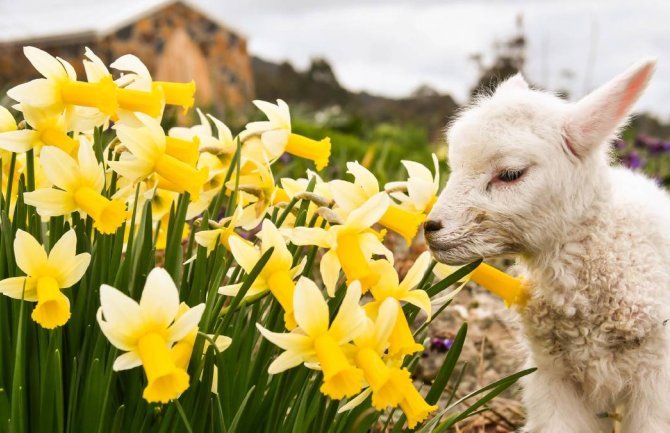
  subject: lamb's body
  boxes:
[424,59,670,432]
[518,167,670,432]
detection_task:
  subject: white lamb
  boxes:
[424,59,670,433]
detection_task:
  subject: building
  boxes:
[0,0,255,117]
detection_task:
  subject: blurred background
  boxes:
[1,0,669,184]
[2,1,667,430]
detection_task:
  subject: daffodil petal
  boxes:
[228,235,262,273]
[320,249,341,297]
[40,146,79,191]
[260,220,292,266]
[399,251,432,293]
[23,188,77,218]
[373,298,399,353]
[329,280,366,344]
[139,268,180,328]
[24,46,68,81]
[99,284,142,328]
[345,193,390,231]
[268,350,304,374]
[0,130,39,153]
[96,308,136,351]
[338,388,372,413]
[347,162,379,197]
[168,303,205,344]
[0,276,37,301]
[402,290,432,320]
[0,106,17,131]
[113,351,142,371]
[256,323,312,352]
[293,277,329,337]
[14,229,48,276]
[282,227,330,248]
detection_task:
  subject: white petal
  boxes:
[347,162,379,197]
[344,193,390,232]
[0,130,39,153]
[293,277,329,337]
[0,106,17,131]
[0,277,37,301]
[399,251,431,292]
[23,188,77,218]
[97,308,136,351]
[329,280,366,344]
[24,46,68,81]
[111,54,152,80]
[168,303,205,344]
[7,79,60,108]
[281,227,330,248]
[40,146,79,191]
[268,350,304,374]
[338,388,372,413]
[113,351,141,371]
[373,298,399,353]
[99,284,142,327]
[256,323,313,352]
[139,268,180,328]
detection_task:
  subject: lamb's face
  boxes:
[425,78,577,265]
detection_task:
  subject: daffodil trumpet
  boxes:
[469,263,528,307]
[153,81,196,113]
[399,381,438,428]
[378,204,426,245]
[32,276,71,329]
[314,333,364,399]
[165,136,200,166]
[137,332,190,403]
[336,232,379,290]
[285,133,331,171]
[154,154,208,200]
[40,126,78,154]
[73,187,127,235]
[61,75,118,115]
[116,85,164,118]
[354,348,407,409]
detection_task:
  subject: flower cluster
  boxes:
[0,46,524,429]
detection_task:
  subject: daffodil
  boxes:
[283,192,392,296]
[331,162,426,245]
[0,229,90,329]
[219,220,304,329]
[227,158,280,230]
[24,141,127,234]
[385,154,440,214]
[194,206,248,254]
[468,263,528,307]
[0,105,81,155]
[257,278,368,399]
[111,113,208,199]
[97,267,206,403]
[7,47,117,117]
[365,251,433,358]
[278,170,333,227]
[242,99,331,170]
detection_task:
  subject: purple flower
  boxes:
[621,150,644,170]
[430,337,453,353]
[613,139,627,150]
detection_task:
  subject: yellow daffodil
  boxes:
[242,99,331,170]
[331,162,426,245]
[0,105,81,155]
[24,142,127,234]
[257,278,367,399]
[219,220,305,329]
[385,154,440,214]
[170,303,232,395]
[365,251,433,358]
[7,47,117,117]
[0,229,90,329]
[283,192,392,296]
[97,267,206,403]
[111,113,208,200]
[278,170,333,227]
[194,206,247,254]
[227,158,280,230]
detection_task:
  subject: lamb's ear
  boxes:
[495,73,529,93]
[564,58,656,157]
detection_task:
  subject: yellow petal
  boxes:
[31,276,70,329]
[24,46,68,81]
[293,277,329,337]
[228,235,262,273]
[314,333,363,399]
[14,229,48,276]
[138,332,190,403]
[39,146,79,191]
[346,162,379,197]
[0,106,17,131]
[47,229,91,288]
[255,323,313,354]
[328,281,366,344]
[167,303,205,344]
[23,188,77,218]
[319,249,341,297]
[344,192,390,232]
[0,130,39,153]
[0,276,37,301]
[112,351,142,371]
[399,251,431,293]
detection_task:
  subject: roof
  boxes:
[0,0,246,45]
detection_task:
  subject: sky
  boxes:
[2,0,670,119]
[199,0,670,119]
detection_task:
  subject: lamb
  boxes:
[424,59,670,433]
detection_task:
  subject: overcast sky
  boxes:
[2,0,669,119]
[198,0,670,119]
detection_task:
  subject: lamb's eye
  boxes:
[498,169,524,182]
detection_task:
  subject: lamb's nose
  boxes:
[423,219,442,233]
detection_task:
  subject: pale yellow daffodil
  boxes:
[219,220,304,329]
[97,267,206,403]
[7,46,117,118]
[24,141,127,234]
[227,158,280,230]
[0,105,81,155]
[257,278,367,399]
[111,113,207,200]
[283,192,392,296]
[331,161,426,245]
[0,229,90,329]
[241,99,331,170]
[365,251,433,358]
[385,153,440,214]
